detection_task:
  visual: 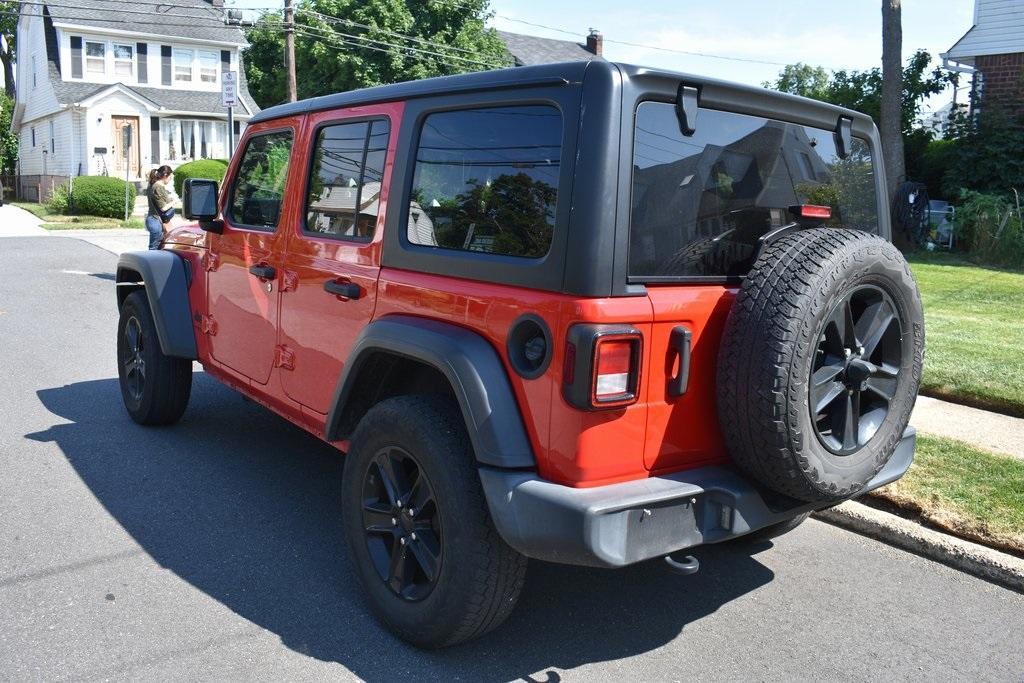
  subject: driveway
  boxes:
[1,236,1023,680]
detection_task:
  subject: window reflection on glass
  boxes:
[306,120,390,240]
[113,44,133,77]
[173,49,193,82]
[199,51,218,83]
[229,131,293,229]
[629,103,878,278]
[407,105,562,259]
[86,42,105,74]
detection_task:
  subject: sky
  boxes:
[227,0,977,116]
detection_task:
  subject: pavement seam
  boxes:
[814,500,1024,594]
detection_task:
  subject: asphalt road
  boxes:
[2,235,1023,681]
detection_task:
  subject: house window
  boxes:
[32,55,37,89]
[50,121,55,153]
[173,49,193,82]
[31,127,36,147]
[113,44,134,78]
[160,118,229,162]
[198,51,218,83]
[85,41,105,74]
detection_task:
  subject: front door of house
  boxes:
[111,115,140,179]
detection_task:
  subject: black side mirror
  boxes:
[182,178,223,233]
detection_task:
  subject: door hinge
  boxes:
[200,314,218,336]
[281,270,299,293]
[204,253,220,272]
[274,344,295,371]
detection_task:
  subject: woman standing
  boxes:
[145,166,175,250]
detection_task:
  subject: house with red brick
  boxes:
[943,0,1024,113]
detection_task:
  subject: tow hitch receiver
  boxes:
[664,554,700,575]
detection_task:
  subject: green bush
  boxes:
[172,159,229,196]
[917,138,959,200]
[68,176,134,219]
[944,109,1024,198]
[47,182,70,214]
[955,189,1024,269]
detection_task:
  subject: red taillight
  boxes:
[790,204,832,220]
[592,336,641,407]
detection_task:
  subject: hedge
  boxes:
[68,176,134,218]
[172,158,229,196]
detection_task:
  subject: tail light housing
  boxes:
[789,204,832,221]
[563,324,642,410]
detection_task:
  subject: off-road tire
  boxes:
[117,290,192,425]
[717,228,924,503]
[341,395,527,648]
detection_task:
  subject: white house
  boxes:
[12,0,260,201]
[942,0,1024,113]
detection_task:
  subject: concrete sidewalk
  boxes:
[0,204,48,236]
[910,394,1024,459]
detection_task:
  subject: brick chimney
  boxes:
[586,29,603,57]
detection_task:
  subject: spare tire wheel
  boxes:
[716,228,924,503]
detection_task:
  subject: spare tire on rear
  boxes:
[716,228,924,503]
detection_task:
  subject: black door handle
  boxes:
[249,264,276,280]
[324,279,361,300]
[668,325,692,397]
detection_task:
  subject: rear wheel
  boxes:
[341,395,527,648]
[117,290,192,425]
[717,229,924,503]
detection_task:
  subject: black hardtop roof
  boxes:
[250,60,872,128]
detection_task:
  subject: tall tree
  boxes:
[0,1,18,98]
[881,0,904,198]
[244,0,509,109]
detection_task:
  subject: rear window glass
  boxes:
[630,102,878,278]
[407,105,562,259]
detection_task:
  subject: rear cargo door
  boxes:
[643,286,733,471]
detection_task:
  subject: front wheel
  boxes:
[117,290,192,425]
[341,395,527,648]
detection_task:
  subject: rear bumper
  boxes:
[480,427,915,568]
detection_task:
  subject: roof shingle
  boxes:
[497,30,601,66]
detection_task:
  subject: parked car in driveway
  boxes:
[113,61,924,647]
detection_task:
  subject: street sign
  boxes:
[121,124,132,154]
[222,71,238,108]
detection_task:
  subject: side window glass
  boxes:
[407,105,562,259]
[228,130,293,230]
[306,119,390,240]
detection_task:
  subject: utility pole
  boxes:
[284,0,297,102]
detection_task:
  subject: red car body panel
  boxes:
[168,101,733,489]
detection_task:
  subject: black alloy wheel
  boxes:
[809,284,903,455]
[121,315,146,402]
[361,447,442,602]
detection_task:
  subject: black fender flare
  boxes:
[326,315,536,470]
[115,251,198,359]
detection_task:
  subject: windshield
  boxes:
[629,102,879,279]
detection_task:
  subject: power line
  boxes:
[275,18,506,69]
[445,0,790,67]
[297,8,504,60]
[281,22,504,70]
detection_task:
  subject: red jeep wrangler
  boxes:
[115,61,924,648]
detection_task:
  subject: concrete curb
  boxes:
[814,501,1024,593]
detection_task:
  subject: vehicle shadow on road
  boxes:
[28,376,776,681]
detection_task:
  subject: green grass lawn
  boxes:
[11,201,144,230]
[873,434,1024,554]
[908,252,1024,417]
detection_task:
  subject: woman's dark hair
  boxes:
[148,165,173,186]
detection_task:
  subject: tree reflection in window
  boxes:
[229,130,293,229]
[408,105,562,259]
